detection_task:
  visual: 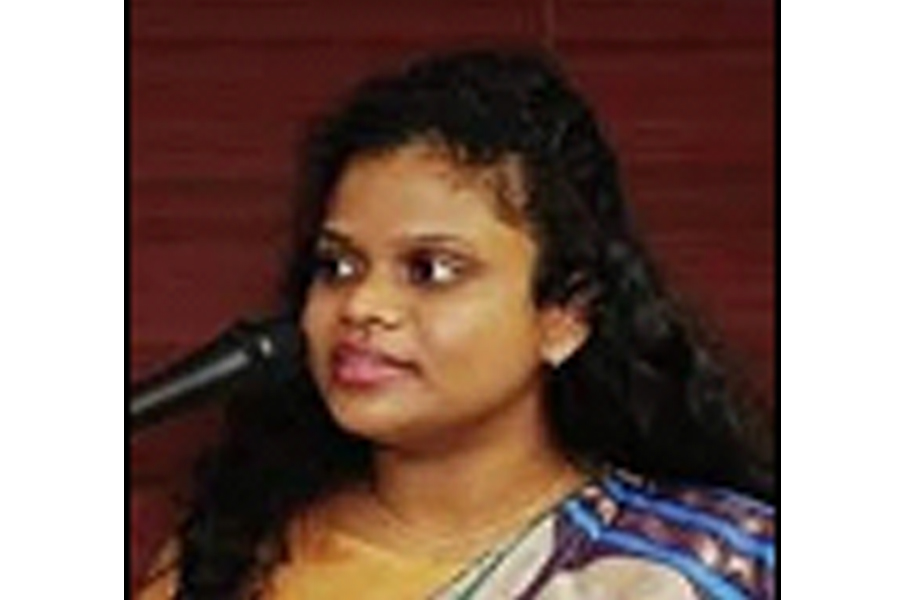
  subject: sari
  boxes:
[136,468,774,599]
[426,469,774,599]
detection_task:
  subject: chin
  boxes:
[332,407,451,451]
[326,392,423,440]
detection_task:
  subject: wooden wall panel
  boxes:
[554,0,773,45]
[129,0,774,589]
[131,0,547,43]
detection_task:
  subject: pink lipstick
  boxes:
[331,342,415,389]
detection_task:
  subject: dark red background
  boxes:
[130,0,774,591]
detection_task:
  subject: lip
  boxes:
[330,341,416,389]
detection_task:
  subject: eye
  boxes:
[405,251,468,287]
[313,249,362,284]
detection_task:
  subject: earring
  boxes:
[543,346,572,369]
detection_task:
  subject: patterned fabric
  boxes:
[135,469,775,599]
[430,469,774,599]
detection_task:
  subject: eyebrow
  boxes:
[318,227,478,253]
[317,228,355,247]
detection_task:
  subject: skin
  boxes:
[301,143,588,539]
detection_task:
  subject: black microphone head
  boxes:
[130,313,301,430]
[229,314,301,382]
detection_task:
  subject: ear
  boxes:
[538,302,591,368]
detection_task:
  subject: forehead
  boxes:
[323,143,533,244]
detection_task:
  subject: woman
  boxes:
[137,48,774,599]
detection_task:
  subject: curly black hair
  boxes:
[170,48,773,599]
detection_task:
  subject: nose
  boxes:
[339,269,405,332]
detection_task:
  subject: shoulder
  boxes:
[133,540,179,600]
[555,468,774,599]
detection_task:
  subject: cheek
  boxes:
[419,294,543,378]
[300,293,335,359]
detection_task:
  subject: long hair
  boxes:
[172,48,773,599]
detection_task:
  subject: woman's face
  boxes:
[301,144,584,451]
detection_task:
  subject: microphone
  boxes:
[130,314,299,431]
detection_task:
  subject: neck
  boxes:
[368,417,580,535]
